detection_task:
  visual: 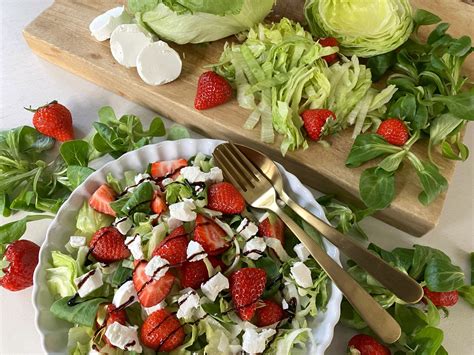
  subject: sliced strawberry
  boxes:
[89,226,130,264]
[229,268,267,321]
[180,260,209,289]
[133,260,175,307]
[255,299,285,327]
[105,304,127,326]
[150,159,188,180]
[258,213,285,244]
[423,287,459,307]
[152,226,189,265]
[193,214,230,255]
[151,191,167,215]
[89,184,117,217]
[207,182,245,214]
[209,255,227,272]
[140,309,185,351]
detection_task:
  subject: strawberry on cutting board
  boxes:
[194,71,233,110]
[258,212,285,244]
[89,184,117,217]
[27,100,74,141]
[376,118,409,146]
[193,214,230,255]
[89,226,130,264]
[133,260,175,307]
[152,226,189,265]
[229,267,267,321]
[140,309,185,351]
[207,182,245,214]
[301,109,336,141]
[0,240,40,291]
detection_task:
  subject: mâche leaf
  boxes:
[359,167,395,210]
[345,134,401,168]
[50,297,108,327]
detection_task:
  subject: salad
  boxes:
[46,153,330,354]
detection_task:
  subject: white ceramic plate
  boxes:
[33,138,342,354]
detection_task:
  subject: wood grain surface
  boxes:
[23,0,473,236]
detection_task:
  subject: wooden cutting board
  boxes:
[23,0,473,236]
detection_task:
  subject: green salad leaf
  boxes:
[76,202,113,238]
[50,297,108,327]
[46,251,79,298]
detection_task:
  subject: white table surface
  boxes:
[0,1,473,354]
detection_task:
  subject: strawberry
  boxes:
[133,260,175,307]
[302,109,336,141]
[348,334,390,355]
[150,159,188,180]
[376,118,409,146]
[229,268,267,321]
[89,184,117,217]
[140,309,185,351]
[258,213,285,244]
[0,240,39,291]
[194,71,233,110]
[318,37,339,64]
[255,299,285,327]
[207,182,245,214]
[193,214,230,255]
[152,226,189,265]
[27,100,74,141]
[151,191,167,215]
[105,304,127,326]
[423,287,459,307]
[89,226,130,264]
[179,256,223,289]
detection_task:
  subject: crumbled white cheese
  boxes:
[112,280,137,309]
[105,322,142,353]
[201,272,229,301]
[180,166,223,184]
[125,234,144,260]
[243,237,266,260]
[230,345,243,355]
[144,255,169,280]
[169,199,196,222]
[237,219,259,240]
[265,237,290,262]
[89,6,131,41]
[74,269,103,298]
[134,173,151,185]
[137,41,182,86]
[176,289,200,319]
[110,24,153,68]
[162,178,174,186]
[144,300,167,315]
[282,298,289,310]
[293,243,310,262]
[200,208,223,218]
[242,328,276,354]
[186,240,207,262]
[290,262,313,288]
[114,217,133,235]
[214,218,234,238]
[165,216,183,231]
[69,236,86,248]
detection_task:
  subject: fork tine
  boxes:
[213,146,251,191]
[219,144,258,185]
[227,143,263,181]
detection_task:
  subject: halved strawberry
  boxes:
[180,259,209,289]
[152,226,189,265]
[151,191,167,215]
[193,214,230,255]
[140,309,185,351]
[133,260,175,307]
[89,184,117,217]
[255,299,285,326]
[229,268,267,321]
[89,227,130,264]
[207,182,245,214]
[150,159,188,180]
[258,213,285,244]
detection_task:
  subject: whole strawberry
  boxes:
[0,240,40,291]
[194,71,233,110]
[27,101,74,141]
[207,182,245,214]
[302,109,336,141]
[229,267,266,321]
[376,118,409,146]
[319,37,339,64]
[255,299,285,326]
[140,309,185,351]
[89,226,130,264]
[348,334,390,355]
[423,287,459,307]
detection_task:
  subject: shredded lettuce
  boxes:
[75,202,113,239]
[46,251,80,298]
[67,326,93,355]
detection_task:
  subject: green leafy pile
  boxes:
[212,18,396,155]
[346,10,472,210]
[128,0,275,44]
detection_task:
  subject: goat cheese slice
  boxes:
[243,237,266,260]
[176,289,200,319]
[112,280,137,309]
[105,323,142,352]
[293,243,310,262]
[74,269,103,298]
[89,6,131,42]
[201,272,229,301]
[125,234,144,260]
[290,261,313,288]
[115,217,133,235]
[137,41,182,85]
[110,24,153,68]
[144,300,167,315]
[145,255,169,280]
[237,219,259,240]
[265,237,290,262]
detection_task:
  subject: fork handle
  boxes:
[272,205,401,344]
[282,193,423,304]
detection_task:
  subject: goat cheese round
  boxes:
[137,41,182,85]
[110,24,153,68]
[89,6,131,42]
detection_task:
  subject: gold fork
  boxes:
[213,142,401,344]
